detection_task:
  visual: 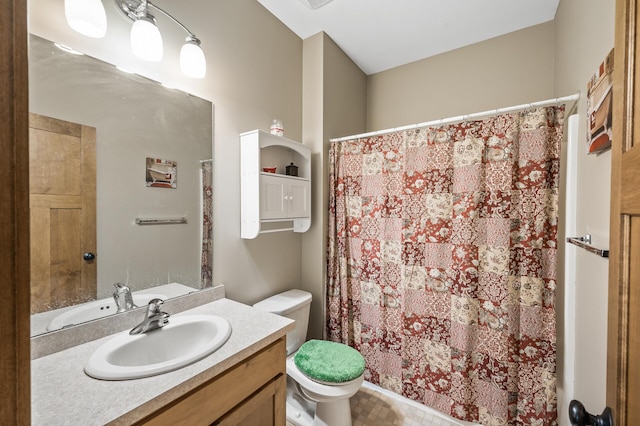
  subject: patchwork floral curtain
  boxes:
[326,106,565,425]
[201,160,213,288]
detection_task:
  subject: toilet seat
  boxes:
[293,340,365,384]
[286,355,364,401]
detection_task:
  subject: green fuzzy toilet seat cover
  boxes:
[294,340,365,383]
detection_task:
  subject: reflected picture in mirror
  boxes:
[146,157,178,189]
[28,34,213,336]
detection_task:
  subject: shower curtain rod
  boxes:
[329,93,580,142]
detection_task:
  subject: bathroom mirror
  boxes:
[29,34,213,336]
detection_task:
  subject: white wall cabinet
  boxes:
[241,130,311,239]
[260,174,310,220]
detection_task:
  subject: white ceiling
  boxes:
[256,0,560,75]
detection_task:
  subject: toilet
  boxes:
[254,289,365,426]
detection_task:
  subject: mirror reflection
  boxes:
[29,34,213,336]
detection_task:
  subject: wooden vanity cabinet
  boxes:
[135,338,286,426]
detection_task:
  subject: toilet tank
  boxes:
[253,289,312,355]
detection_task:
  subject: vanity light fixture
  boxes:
[129,9,163,62]
[116,0,206,77]
[65,0,206,78]
[180,35,207,79]
[64,0,108,38]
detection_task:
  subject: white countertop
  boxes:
[31,298,294,425]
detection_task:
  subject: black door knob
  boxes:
[83,252,96,261]
[569,400,614,426]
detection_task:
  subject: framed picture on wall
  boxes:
[586,48,614,154]
[145,157,177,188]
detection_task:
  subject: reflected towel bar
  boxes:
[135,217,187,226]
[566,234,609,258]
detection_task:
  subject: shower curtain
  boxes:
[200,160,213,288]
[327,106,564,425]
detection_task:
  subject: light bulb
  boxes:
[64,0,107,38]
[180,37,206,78]
[130,16,163,62]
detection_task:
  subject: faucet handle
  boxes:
[113,282,136,312]
[129,299,169,335]
[147,298,164,314]
[149,300,170,327]
[158,311,170,327]
[113,282,128,292]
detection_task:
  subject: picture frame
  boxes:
[145,157,177,188]
[586,48,614,154]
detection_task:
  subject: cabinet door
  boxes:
[214,375,285,426]
[288,180,309,218]
[260,175,310,220]
[137,339,286,426]
[260,175,287,220]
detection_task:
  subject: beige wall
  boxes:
[367,22,556,130]
[554,0,615,418]
[204,0,304,306]
[302,33,367,339]
[28,0,305,307]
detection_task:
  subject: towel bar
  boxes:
[566,234,609,258]
[258,227,295,234]
[135,217,187,226]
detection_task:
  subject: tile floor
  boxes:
[286,382,469,426]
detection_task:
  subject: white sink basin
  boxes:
[84,314,232,380]
[46,293,167,331]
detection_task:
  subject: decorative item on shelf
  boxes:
[285,162,298,177]
[270,119,284,137]
[262,167,277,173]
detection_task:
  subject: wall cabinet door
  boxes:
[261,175,287,219]
[260,174,309,220]
[287,179,309,218]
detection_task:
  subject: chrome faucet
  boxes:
[113,282,136,313]
[129,298,170,335]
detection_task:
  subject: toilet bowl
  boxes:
[286,355,363,426]
[253,289,364,426]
